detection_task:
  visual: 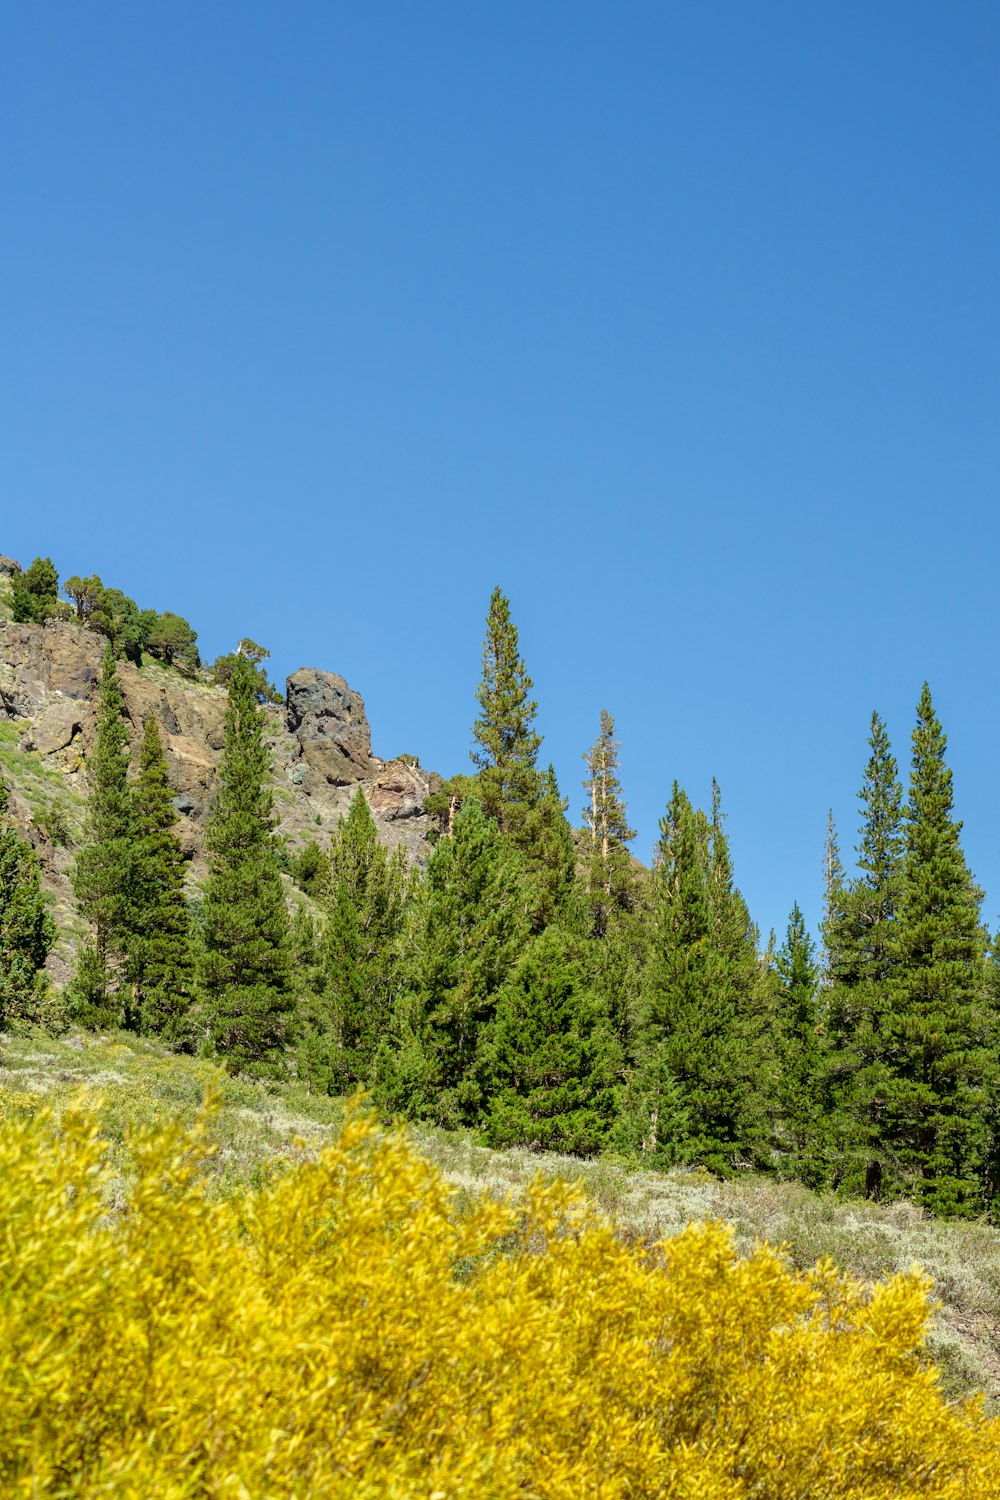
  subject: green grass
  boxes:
[2,1028,998,1409]
[137,654,224,697]
[0,720,88,844]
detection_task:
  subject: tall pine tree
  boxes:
[377,798,530,1127]
[581,709,637,936]
[772,902,826,1184]
[0,779,56,1030]
[888,684,992,1215]
[127,716,193,1038]
[522,764,577,930]
[820,809,845,989]
[71,645,137,1020]
[825,712,905,1198]
[471,587,542,839]
[200,652,294,1076]
[483,926,620,1155]
[635,782,772,1174]
[300,789,411,1093]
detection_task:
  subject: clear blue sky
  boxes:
[3,3,999,944]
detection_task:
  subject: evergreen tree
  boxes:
[378,799,530,1127]
[72,646,137,1020]
[482,926,620,1154]
[888,684,992,1215]
[199,653,293,1076]
[825,712,905,1198]
[636,783,771,1174]
[146,612,200,676]
[127,716,192,1037]
[522,764,577,930]
[772,902,827,1184]
[820,809,845,988]
[11,556,59,624]
[65,941,118,1030]
[609,1038,690,1169]
[289,901,325,999]
[581,709,637,936]
[300,790,411,1094]
[471,587,542,839]
[0,780,56,1030]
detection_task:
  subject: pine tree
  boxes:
[301,789,411,1093]
[0,779,56,1030]
[72,646,137,1020]
[609,1038,690,1168]
[380,798,530,1127]
[11,556,59,624]
[127,716,192,1037]
[820,809,845,988]
[199,653,294,1076]
[65,941,118,1030]
[522,764,577,930]
[635,782,771,1174]
[482,926,620,1155]
[888,684,993,1215]
[825,712,905,1198]
[581,709,637,936]
[471,587,542,839]
[772,902,827,1184]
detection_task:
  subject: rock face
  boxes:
[286,668,375,791]
[0,605,444,978]
[0,556,22,578]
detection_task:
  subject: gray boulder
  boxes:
[286,667,375,790]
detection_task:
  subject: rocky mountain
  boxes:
[0,554,442,982]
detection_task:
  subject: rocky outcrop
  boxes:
[0,609,442,946]
[0,556,22,578]
[286,668,375,791]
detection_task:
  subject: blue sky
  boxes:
[3,3,999,942]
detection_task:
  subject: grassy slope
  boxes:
[2,1029,999,1411]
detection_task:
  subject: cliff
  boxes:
[0,562,441,981]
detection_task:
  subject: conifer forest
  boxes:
[3,555,999,1223]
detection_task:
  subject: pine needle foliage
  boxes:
[638,782,772,1173]
[382,798,531,1127]
[825,711,905,1199]
[482,925,621,1153]
[471,586,542,838]
[300,789,411,1093]
[581,708,638,935]
[772,901,827,1184]
[71,646,136,993]
[199,653,294,1076]
[0,780,55,1030]
[889,684,994,1215]
[127,716,192,1038]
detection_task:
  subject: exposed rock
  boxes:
[0,617,444,971]
[286,668,375,791]
[0,621,104,715]
[369,759,431,821]
[0,555,22,578]
[22,699,84,756]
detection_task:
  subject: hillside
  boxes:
[3,1027,999,1415]
[0,555,442,981]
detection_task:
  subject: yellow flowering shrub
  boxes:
[1,1094,998,1498]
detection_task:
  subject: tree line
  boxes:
[1,580,998,1218]
[9,553,281,697]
